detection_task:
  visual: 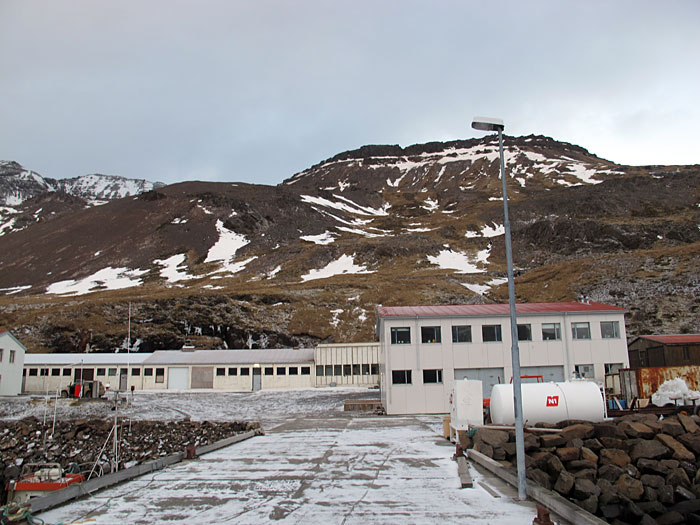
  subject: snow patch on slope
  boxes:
[46,267,148,296]
[154,254,195,282]
[301,254,373,282]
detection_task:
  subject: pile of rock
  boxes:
[0,417,260,503]
[468,413,700,524]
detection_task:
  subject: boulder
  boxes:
[581,446,598,464]
[560,423,595,442]
[544,454,566,478]
[577,494,598,515]
[630,439,671,461]
[600,437,628,451]
[523,433,540,452]
[675,485,695,501]
[474,428,509,448]
[540,433,565,447]
[599,464,625,483]
[526,467,552,490]
[620,421,656,439]
[473,441,493,458]
[597,478,620,505]
[492,447,506,460]
[601,448,631,467]
[637,500,667,516]
[555,447,580,462]
[583,438,604,452]
[658,484,675,505]
[553,470,574,495]
[678,433,700,455]
[638,458,671,476]
[644,486,659,503]
[666,468,691,488]
[573,478,601,500]
[600,504,623,520]
[502,442,516,456]
[641,474,666,489]
[573,468,597,481]
[661,420,685,438]
[656,511,686,525]
[567,459,597,471]
[617,473,644,500]
[656,434,696,462]
[678,414,700,434]
[594,422,626,439]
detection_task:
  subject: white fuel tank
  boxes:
[489,380,604,425]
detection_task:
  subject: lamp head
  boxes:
[472,116,505,132]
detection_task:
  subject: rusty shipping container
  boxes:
[620,365,700,403]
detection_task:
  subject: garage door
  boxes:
[520,365,565,383]
[191,366,213,389]
[168,367,189,390]
[454,368,504,398]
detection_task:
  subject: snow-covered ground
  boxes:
[23,389,541,524]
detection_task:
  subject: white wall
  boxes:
[0,334,25,396]
[381,311,629,415]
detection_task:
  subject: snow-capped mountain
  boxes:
[1,136,698,353]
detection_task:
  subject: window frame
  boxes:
[9,350,15,363]
[289,366,298,375]
[155,368,165,383]
[216,367,226,376]
[572,322,591,340]
[391,369,412,385]
[264,367,274,376]
[423,369,443,384]
[600,321,620,339]
[301,366,310,375]
[277,367,286,375]
[228,367,238,376]
[131,368,141,376]
[542,323,561,341]
[144,368,153,376]
[420,326,442,344]
[240,367,250,376]
[451,325,472,343]
[517,324,532,341]
[390,327,411,345]
[482,324,503,342]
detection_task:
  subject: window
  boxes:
[96,368,106,376]
[324,365,332,376]
[144,368,153,376]
[108,368,117,377]
[542,323,561,341]
[334,365,342,376]
[0,349,2,361]
[63,368,71,376]
[575,364,594,378]
[423,369,443,384]
[362,364,370,375]
[517,324,532,341]
[301,366,310,375]
[51,368,60,376]
[605,363,623,374]
[392,370,412,385]
[132,368,141,376]
[390,327,411,345]
[421,326,441,344]
[452,325,472,343]
[343,364,351,376]
[572,322,591,340]
[155,368,165,383]
[684,347,690,361]
[264,367,274,376]
[9,350,15,363]
[23,369,26,376]
[482,325,502,342]
[216,368,226,376]
[600,321,620,339]
[289,367,298,375]
[41,368,49,376]
[240,367,250,376]
[371,364,378,375]
[29,368,38,376]
[352,364,360,375]
[228,368,237,376]
[316,366,324,376]
[277,367,286,375]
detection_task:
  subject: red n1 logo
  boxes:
[546,395,559,407]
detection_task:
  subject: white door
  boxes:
[168,367,189,390]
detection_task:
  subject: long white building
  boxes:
[376,302,629,415]
[22,343,380,394]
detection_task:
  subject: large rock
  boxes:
[473,441,493,458]
[641,474,666,489]
[583,438,604,452]
[540,433,565,448]
[599,463,625,483]
[597,478,620,505]
[658,484,675,505]
[555,447,580,462]
[638,500,667,517]
[620,421,656,439]
[678,432,700,455]
[601,448,631,467]
[666,468,691,488]
[523,433,540,452]
[526,467,552,490]
[577,495,598,515]
[581,446,598,464]
[656,510,686,525]
[573,468,597,481]
[594,422,626,440]
[600,437,628,451]
[617,473,644,500]
[638,458,671,476]
[661,419,685,438]
[560,423,595,442]
[630,439,672,461]
[573,478,601,500]
[474,428,509,448]
[656,434,696,462]
[553,470,574,495]
[678,414,700,434]
[544,454,566,478]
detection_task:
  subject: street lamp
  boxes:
[471,117,527,501]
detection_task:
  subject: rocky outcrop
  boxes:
[470,413,700,523]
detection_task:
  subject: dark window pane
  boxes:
[482,325,502,342]
[390,327,411,344]
[421,326,441,344]
[452,325,472,343]
[517,324,532,341]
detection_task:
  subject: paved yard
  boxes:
[37,397,540,524]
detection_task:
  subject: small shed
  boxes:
[0,331,26,395]
[628,334,700,368]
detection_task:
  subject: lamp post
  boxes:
[471,117,527,501]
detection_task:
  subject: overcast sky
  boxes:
[1,1,699,186]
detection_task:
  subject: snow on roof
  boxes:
[24,353,151,366]
[144,348,315,365]
[377,301,626,318]
[638,334,700,345]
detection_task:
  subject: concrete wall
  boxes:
[0,334,25,396]
[313,343,380,387]
[380,311,629,415]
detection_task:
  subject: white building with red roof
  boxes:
[376,301,629,415]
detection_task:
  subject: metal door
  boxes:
[191,366,214,389]
[454,368,504,398]
[168,367,189,390]
[520,365,565,383]
[119,369,128,390]
[252,368,261,391]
